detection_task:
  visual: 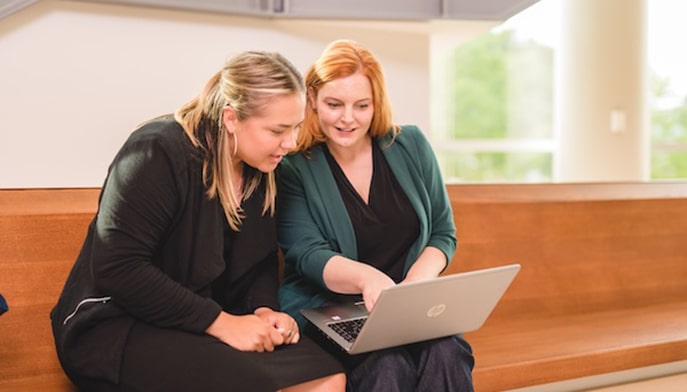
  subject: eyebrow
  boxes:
[273,120,304,129]
[322,96,372,103]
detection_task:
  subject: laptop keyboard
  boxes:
[327,317,367,343]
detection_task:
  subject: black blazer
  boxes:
[50,116,279,383]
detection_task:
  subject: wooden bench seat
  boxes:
[2,183,687,391]
[445,182,687,391]
[0,189,95,392]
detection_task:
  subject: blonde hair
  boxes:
[174,51,304,230]
[298,39,399,151]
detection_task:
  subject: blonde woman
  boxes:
[51,51,345,392]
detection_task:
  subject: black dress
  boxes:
[50,116,342,392]
[106,190,344,392]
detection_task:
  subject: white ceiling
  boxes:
[2,0,541,21]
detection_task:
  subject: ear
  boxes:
[222,106,237,132]
[307,87,318,111]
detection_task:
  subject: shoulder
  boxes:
[281,151,307,168]
[379,125,431,154]
[280,146,326,172]
[119,116,197,164]
[125,116,189,151]
[397,125,429,144]
[108,116,200,185]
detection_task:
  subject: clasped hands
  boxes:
[205,307,300,352]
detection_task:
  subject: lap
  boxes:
[305,327,474,392]
[77,322,343,392]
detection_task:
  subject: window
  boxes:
[431,0,558,183]
[649,0,687,179]
[432,0,687,182]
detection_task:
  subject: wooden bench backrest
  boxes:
[3,183,687,387]
[0,188,99,385]
[443,182,687,322]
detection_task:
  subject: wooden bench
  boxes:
[445,182,687,391]
[2,183,687,391]
[0,188,95,392]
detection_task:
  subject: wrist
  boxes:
[253,307,272,316]
[205,311,229,336]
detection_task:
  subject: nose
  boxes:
[341,106,354,123]
[281,129,297,151]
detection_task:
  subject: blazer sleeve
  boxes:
[276,157,340,289]
[406,126,457,266]
[91,134,221,333]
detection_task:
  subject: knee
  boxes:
[280,372,346,392]
[367,348,414,374]
[348,350,415,392]
[329,373,347,390]
[429,336,475,370]
[453,335,475,368]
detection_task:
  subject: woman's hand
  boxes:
[254,307,300,345]
[359,271,395,312]
[322,255,396,312]
[205,311,284,352]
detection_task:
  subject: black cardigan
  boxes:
[50,116,280,383]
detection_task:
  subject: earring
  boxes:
[230,130,238,157]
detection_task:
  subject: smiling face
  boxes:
[226,93,304,173]
[311,71,374,153]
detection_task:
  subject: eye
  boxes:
[358,103,370,109]
[327,102,341,108]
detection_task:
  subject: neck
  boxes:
[326,136,372,164]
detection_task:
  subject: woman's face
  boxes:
[230,93,304,173]
[311,71,374,151]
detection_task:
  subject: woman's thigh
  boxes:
[118,322,279,392]
[115,322,342,392]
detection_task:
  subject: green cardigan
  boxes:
[276,125,457,328]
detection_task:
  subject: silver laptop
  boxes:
[301,264,520,355]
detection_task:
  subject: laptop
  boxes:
[301,263,520,355]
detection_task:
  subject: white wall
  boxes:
[0,1,438,188]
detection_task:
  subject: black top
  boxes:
[212,186,279,315]
[50,116,280,383]
[323,141,419,282]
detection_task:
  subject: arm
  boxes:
[411,126,457,272]
[205,309,285,352]
[403,246,448,283]
[322,255,394,312]
[390,126,456,281]
[277,157,343,289]
[91,133,220,333]
[277,156,397,310]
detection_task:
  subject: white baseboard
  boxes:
[505,360,687,392]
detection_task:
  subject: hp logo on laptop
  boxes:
[426,304,446,318]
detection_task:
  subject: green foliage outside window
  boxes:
[441,27,687,181]
[449,32,509,139]
[652,151,687,179]
[439,30,553,182]
[650,74,687,179]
